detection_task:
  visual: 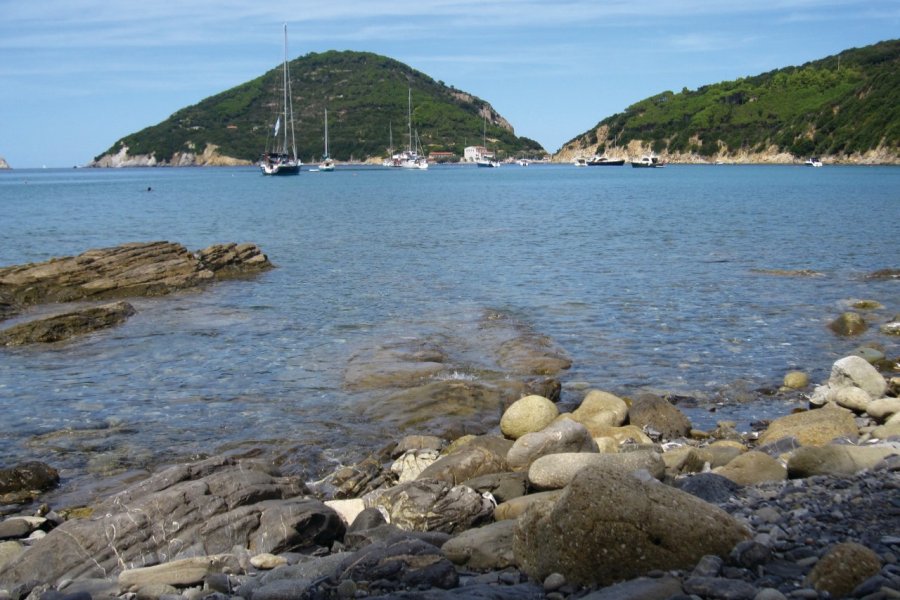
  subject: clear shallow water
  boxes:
[1,164,898,502]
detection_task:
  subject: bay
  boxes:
[0,164,897,503]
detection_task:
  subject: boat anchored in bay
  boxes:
[260,25,300,176]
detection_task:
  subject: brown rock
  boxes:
[0,301,135,346]
[756,406,857,447]
[805,542,881,598]
[714,451,787,485]
[829,312,867,336]
[513,465,749,586]
[628,393,692,440]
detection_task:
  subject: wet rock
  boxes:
[714,451,787,486]
[441,519,517,571]
[0,462,59,504]
[0,301,136,346]
[365,479,493,534]
[829,311,868,336]
[782,371,809,390]
[416,435,512,484]
[344,339,448,390]
[506,419,597,472]
[786,444,898,478]
[805,542,881,598]
[881,321,900,335]
[499,395,559,440]
[527,450,665,490]
[495,331,572,376]
[513,465,749,587]
[756,405,857,446]
[627,393,692,440]
[0,241,272,323]
[0,456,339,587]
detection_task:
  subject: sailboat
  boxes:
[476,113,500,168]
[391,89,428,169]
[260,24,300,176]
[319,108,334,172]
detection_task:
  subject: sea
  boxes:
[1,163,898,505]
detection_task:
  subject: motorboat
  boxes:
[587,155,625,166]
[573,157,588,167]
[631,155,664,168]
[804,157,823,167]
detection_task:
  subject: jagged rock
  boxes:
[365,479,493,534]
[336,537,459,590]
[417,435,512,485]
[513,465,749,587]
[0,301,135,346]
[0,241,273,323]
[0,456,342,587]
[0,462,59,496]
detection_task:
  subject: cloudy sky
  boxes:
[1,0,897,167]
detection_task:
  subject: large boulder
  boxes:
[0,301,135,346]
[714,451,787,486]
[627,393,692,440]
[571,390,629,429]
[506,419,597,472]
[810,355,888,406]
[513,465,749,587]
[499,395,559,440]
[756,405,857,447]
[0,456,341,587]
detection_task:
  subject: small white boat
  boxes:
[573,157,588,167]
[477,114,499,167]
[319,108,334,172]
[516,159,530,166]
[804,157,823,167]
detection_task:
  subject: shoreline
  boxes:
[0,352,898,599]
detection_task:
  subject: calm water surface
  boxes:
[1,164,898,503]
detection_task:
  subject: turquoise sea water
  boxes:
[1,164,898,503]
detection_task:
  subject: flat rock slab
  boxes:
[0,301,135,346]
[0,241,273,322]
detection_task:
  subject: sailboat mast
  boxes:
[324,108,329,157]
[407,88,412,154]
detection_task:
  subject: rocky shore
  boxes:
[0,241,273,344]
[0,351,897,600]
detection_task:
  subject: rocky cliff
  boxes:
[90,144,252,168]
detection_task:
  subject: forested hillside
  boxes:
[561,40,899,162]
[94,51,544,165]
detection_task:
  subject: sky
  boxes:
[0,1,897,168]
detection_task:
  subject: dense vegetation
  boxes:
[565,39,899,160]
[97,51,545,163]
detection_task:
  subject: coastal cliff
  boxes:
[89,143,252,168]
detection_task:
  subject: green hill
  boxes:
[94,51,545,165]
[561,39,900,162]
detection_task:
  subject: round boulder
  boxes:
[714,451,786,486]
[805,542,881,598]
[828,312,867,336]
[782,371,809,389]
[500,395,559,440]
[513,465,749,587]
[571,390,628,428]
[627,393,692,440]
[756,405,857,447]
[506,419,597,472]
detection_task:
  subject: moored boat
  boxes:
[804,157,823,167]
[319,108,334,172]
[587,155,625,166]
[631,155,664,168]
[260,25,300,176]
[573,157,588,167]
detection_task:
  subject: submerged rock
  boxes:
[829,311,868,336]
[0,301,135,346]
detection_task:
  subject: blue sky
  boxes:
[1,1,897,168]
